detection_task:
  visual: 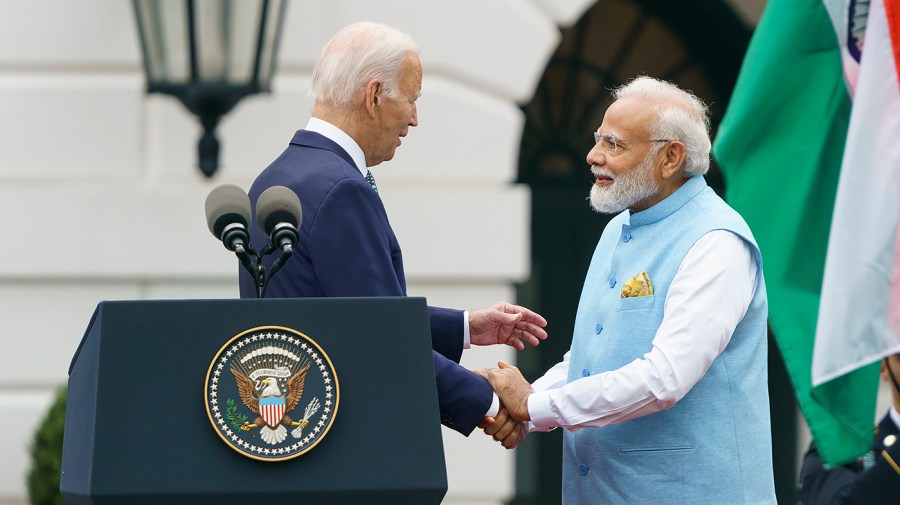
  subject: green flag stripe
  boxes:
[713,0,877,466]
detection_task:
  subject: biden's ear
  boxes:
[364,79,383,118]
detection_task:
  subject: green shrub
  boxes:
[27,386,66,505]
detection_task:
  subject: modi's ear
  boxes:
[364,79,382,118]
[660,141,687,179]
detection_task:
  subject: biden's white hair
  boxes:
[310,21,419,107]
[613,76,711,176]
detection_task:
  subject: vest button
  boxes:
[582,368,590,377]
[579,463,589,475]
[609,277,616,288]
[595,323,603,334]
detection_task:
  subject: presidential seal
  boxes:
[204,326,339,461]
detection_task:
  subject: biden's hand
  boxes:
[469,302,548,350]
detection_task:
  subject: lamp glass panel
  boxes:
[195,0,261,83]
[135,0,190,84]
[256,0,286,90]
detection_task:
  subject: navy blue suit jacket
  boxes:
[239,130,493,435]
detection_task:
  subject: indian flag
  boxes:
[714,0,900,465]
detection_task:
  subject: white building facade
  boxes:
[0,1,765,504]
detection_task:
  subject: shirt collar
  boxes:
[305,117,367,176]
[891,404,900,429]
[627,175,708,227]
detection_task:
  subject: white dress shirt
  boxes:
[305,117,367,174]
[528,230,759,430]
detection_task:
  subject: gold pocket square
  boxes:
[621,272,653,298]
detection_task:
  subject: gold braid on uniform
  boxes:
[882,450,900,476]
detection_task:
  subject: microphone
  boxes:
[255,186,302,253]
[205,184,252,253]
[203,184,300,298]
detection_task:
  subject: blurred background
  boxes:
[2,1,891,504]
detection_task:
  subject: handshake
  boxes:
[466,302,547,450]
[474,362,534,450]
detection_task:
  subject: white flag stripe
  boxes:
[823,0,863,91]
[813,0,900,385]
[892,221,900,330]
[262,403,285,426]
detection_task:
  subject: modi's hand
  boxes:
[479,361,533,422]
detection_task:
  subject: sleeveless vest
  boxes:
[562,176,776,504]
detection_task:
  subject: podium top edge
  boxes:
[69,297,431,376]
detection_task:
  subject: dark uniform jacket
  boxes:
[799,411,900,504]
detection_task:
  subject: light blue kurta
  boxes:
[562,176,776,504]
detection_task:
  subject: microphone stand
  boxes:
[236,243,293,298]
[265,246,293,295]
[233,244,257,285]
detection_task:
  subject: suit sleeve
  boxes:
[433,351,493,435]
[309,179,490,434]
[428,306,491,434]
[427,306,464,363]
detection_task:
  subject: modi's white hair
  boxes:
[310,21,419,107]
[613,76,711,176]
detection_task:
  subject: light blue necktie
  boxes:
[365,170,378,192]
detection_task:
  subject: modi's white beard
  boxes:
[589,154,659,214]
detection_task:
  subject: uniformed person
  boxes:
[799,353,900,504]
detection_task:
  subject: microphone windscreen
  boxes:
[256,186,302,235]
[205,184,252,237]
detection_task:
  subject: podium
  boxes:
[61,298,448,505]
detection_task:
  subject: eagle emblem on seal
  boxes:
[230,361,320,444]
[205,327,339,461]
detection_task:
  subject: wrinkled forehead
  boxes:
[399,52,423,95]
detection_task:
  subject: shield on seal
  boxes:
[259,395,286,427]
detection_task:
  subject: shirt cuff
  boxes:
[463,310,471,349]
[527,390,558,430]
[484,392,500,418]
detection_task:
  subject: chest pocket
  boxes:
[617,295,656,311]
